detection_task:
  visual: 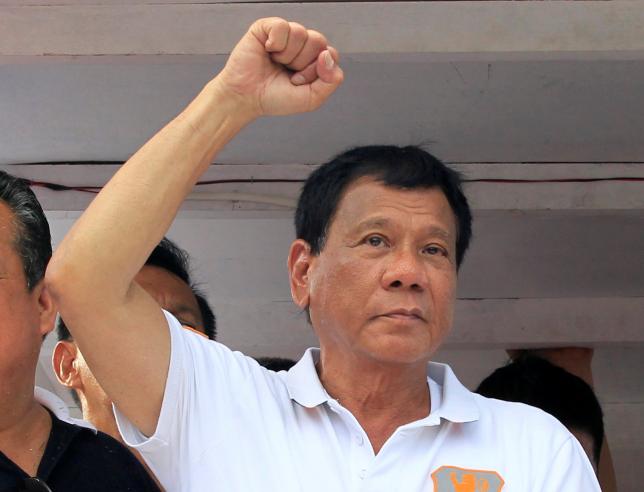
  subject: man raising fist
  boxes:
[47,18,343,491]
[47,17,599,492]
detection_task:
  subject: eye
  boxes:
[423,244,448,257]
[365,235,387,248]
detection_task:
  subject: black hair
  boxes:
[145,238,217,340]
[0,170,52,290]
[145,237,191,284]
[256,357,297,372]
[295,145,472,268]
[475,355,604,465]
[57,237,216,341]
[194,291,216,341]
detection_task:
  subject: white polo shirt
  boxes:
[115,311,600,491]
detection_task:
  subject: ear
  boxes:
[52,340,83,390]
[287,239,314,310]
[32,281,57,337]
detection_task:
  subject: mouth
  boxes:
[378,308,426,323]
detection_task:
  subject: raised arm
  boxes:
[45,18,343,436]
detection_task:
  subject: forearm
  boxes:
[48,79,253,310]
[45,17,341,435]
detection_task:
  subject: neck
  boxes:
[317,350,430,454]
[0,383,51,475]
[81,397,122,443]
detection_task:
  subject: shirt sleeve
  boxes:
[113,309,268,490]
[535,434,601,492]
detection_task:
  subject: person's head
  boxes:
[0,170,56,395]
[57,237,216,342]
[256,357,297,372]
[475,355,604,471]
[135,237,217,340]
[288,146,471,368]
[54,237,216,415]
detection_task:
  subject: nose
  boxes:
[381,247,428,292]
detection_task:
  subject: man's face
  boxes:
[0,202,51,394]
[134,265,204,333]
[304,177,458,366]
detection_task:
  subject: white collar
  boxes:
[34,386,96,431]
[286,348,479,425]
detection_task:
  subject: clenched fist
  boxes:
[215,18,344,117]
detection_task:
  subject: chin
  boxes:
[363,337,435,366]
[360,320,442,365]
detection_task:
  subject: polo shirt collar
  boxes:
[286,349,479,424]
[35,386,96,431]
[426,362,480,424]
[286,348,329,408]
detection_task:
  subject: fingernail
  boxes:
[291,73,306,85]
[324,51,334,69]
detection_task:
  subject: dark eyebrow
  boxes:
[353,217,452,241]
[426,226,452,242]
[352,217,392,233]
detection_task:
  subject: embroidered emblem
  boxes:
[431,466,504,492]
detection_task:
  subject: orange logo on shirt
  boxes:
[431,466,504,492]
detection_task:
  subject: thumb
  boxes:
[308,49,344,110]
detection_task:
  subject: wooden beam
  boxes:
[2,2,644,58]
[449,297,644,348]
[6,163,644,211]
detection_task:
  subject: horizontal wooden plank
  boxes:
[6,163,644,211]
[449,298,644,348]
[2,2,644,57]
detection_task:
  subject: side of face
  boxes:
[134,265,204,333]
[52,340,112,411]
[289,177,458,366]
[570,428,599,474]
[0,202,55,395]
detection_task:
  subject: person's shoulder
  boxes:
[471,392,571,440]
[46,417,160,490]
[62,423,127,458]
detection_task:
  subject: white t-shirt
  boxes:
[115,311,600,492]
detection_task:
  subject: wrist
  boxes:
[204,76,261,125]
[171,77,259,157]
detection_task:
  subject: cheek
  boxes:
[432,272,457,324]
[313,256,376,302]
[0,295,42,360]
[309,256,379,324]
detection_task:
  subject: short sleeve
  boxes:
[535,434,601,492]
[113,309,273,490]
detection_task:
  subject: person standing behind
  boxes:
[52,237,216,486]
[0,170,160,491]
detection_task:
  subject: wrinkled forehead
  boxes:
[331,177,457,235]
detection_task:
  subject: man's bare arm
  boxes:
[46,18,343,437]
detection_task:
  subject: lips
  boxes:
[379,308,426,322]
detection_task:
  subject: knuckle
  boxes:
[289,22,306,35]
[306,30,328,48]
